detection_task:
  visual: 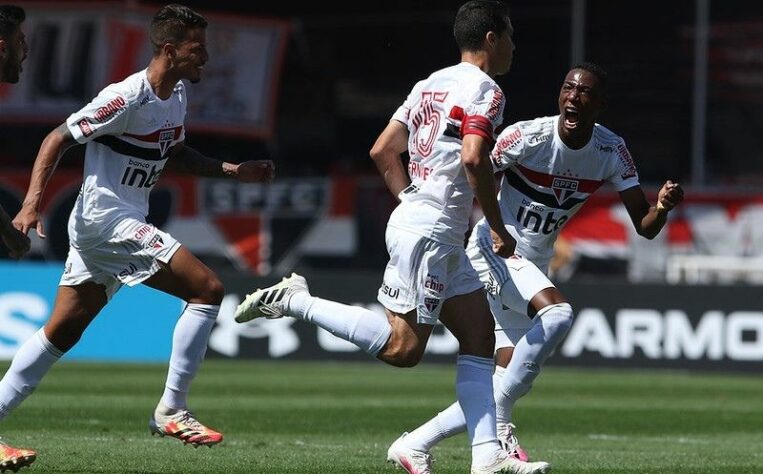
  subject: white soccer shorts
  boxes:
[466,224,555,349]
[60,218,181,299]
[377,226,484,325]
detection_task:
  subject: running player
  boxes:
[0,5,37,473]
[386,62,684,467]
[235,2,549,473]
[1,3,274,460]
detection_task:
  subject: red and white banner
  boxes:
[0,3,290,139]
[2,169,762,277]
[560,191,763,258]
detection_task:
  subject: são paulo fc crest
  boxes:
[424,297,440,312]
[551,177,579,205]
[158,129,175,157]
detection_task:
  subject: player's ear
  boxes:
[485,30,497,50]
[162,42,175,59]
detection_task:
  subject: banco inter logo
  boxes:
[121,159,164,188]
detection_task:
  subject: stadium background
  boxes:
[2,2,763,473]
[2,0,761,369]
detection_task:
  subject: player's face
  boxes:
[172,27,208,84]
[0,25,28,84]
[558,69,602,136]
[491,18,515,76]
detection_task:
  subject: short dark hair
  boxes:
[149,4,207,54]
[571,62,609,96]
[454,0,510,52]
[0,4,25,39]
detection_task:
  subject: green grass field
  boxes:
[1,360,761,473]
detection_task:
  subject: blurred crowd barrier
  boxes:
[2,262,761,370]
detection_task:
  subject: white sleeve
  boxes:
[490,124,526,172]
[391,88,415,127]
[66,89,130,143]
[609,139,640,191]
[463,79,505,139]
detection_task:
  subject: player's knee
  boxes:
[196,273,225,304]
[459,331,495,359]
[388,351,423,368]
[538,302,573,335]
[381,340,424,368]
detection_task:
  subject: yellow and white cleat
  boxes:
[149,403,223,448]
[0,439,36,473]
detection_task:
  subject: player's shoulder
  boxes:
[429,63,499,91]
[591,123,626,154]
[518,115,555,133]
[591,123,636,175]
[499,115,554,142]
[101,70,149,106]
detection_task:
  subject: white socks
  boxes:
[456,355,502,468]
[160,303,219,410]
[0,328,63,422]
[288,293,391,356]
[496,303,573,423]
[401,303,573,456]
[404,366,506,451]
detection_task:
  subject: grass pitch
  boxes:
[0,360,761,473]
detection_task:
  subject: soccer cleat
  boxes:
[470,449,551,474]
[0,439,36,473]
[498,422,530,462]
[234,273,309,322]
[386,432,434,474]
[149,403,223,447]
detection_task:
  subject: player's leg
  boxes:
[437,288,502,469]
[0,242,109,422]
[0,281,107,472]
[141,245,224,446]
[494,283,572,423]
[236,272,409,363]
[234,229,441,367]
[439,290,551,474]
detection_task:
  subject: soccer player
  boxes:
[0,4,37,473]
[0,2,274,458]
[386,62,685,465]
[235,2,549,473]
[0,3,30,263]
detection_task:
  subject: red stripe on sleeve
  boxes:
[460,114,493,140]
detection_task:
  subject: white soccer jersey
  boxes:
[65,69,186,249]
[387,62,505,246]
[486,115,640,267]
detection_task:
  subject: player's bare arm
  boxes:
[462,133,515,257]
[369,119,410,198]
[167,142,275,183]
[619,180,684,239]
[14,123,78,238]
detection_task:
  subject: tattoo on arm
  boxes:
[171,145,231,178]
